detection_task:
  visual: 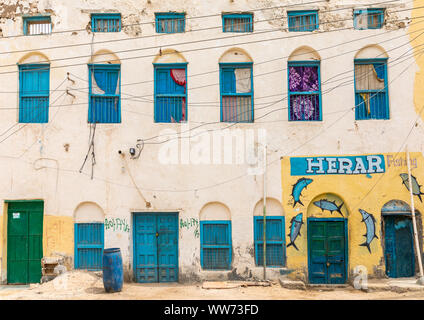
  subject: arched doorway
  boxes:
[382,200,416,278]
[307,193,348,284]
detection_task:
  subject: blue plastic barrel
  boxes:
[102,248,123,293]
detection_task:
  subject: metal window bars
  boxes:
[223,15,253,32]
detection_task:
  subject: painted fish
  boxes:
[313,199,344,216]
[400,173,424,202]
[291,178,313,207]
[358,209,378,253]
[287,213,303,251]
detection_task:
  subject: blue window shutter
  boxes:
[88,64,121,123]
[74,223,104,270]
[288,10,319,32]
[220,63,253,123]
[200,221,232,270]
[155,13,185,33]
[222,69,235,93]
[354,59,389,120]
[254,216,286,267]
[91,14,121,32]
[19,64,50,123]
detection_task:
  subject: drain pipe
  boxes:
[406,147,424,285]
[263,143,267,281]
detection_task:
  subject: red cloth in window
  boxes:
[170,69,186,88]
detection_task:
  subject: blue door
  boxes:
[384,215,415,278]
[74,223,104,270]
[308,218,347,284]
[133,213,178,283]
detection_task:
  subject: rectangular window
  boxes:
[91,13,121,32]
[288,61,321,121]
[200,221,232,270]
[220,63,253,122]
[19,64,50,123]
[155,13,185,33]
[74,223,104,271]
[354,9,385,30]
[154,63,187,123]
[288,10,319,32]
[88,64,121,123]
[222,13,253,32]
[354,59,389,120]
[23,16,52,35]
[254,217,286,267]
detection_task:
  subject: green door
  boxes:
[7,201,44,284]
[308,218,347,284]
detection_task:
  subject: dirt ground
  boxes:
[1,271,424,300]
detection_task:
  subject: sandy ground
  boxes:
[1,271,424,300]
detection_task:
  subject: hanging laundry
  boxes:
[234,68,251,93]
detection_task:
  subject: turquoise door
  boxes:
[308,218,347,284]
[384,215,415,278]
[133,213,178,283]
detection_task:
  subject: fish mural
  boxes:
[313,199,344,217]
[291,178,313,207]
[287,213,303,251]
[400,173,424,202]
[358,209,378,253]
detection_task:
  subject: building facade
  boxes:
[0,0,422,285]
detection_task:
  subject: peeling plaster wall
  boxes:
[0,0,420,283]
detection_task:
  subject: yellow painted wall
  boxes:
[282,152,424,281]
[43,216,74,270]
[410,0,424,120]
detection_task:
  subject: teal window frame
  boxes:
[88,63,121,123]
[219,62,254,123]
[354,58,389,120]
[288,60,322,121]
[18,63,50,123]
[354,9,385,30]
[287,10,319,32]
[222,13,253,33]
[253,216,286,267]
[155,12,186,33]
[91,13,122,32]
[23,16,52,35]
[74,223,104,271]
[153,62,188,123]
[200,220,232,270]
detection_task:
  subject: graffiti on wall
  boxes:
[400,173,424,202]
[291,178,313,207]
[180,218,199,238]
[313,199,344,217]
[358,209,378,253]
[287,213,303,251]
[104,217,130,233]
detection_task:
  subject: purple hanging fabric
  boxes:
[289,66,319,92]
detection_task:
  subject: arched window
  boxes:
[288,46,321,121]
[18,52,50,123]
[199,202,232,270]
[153,49,187,123]
[354,45,389,120]
[88,50,121,123]
[219,48,254,123]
